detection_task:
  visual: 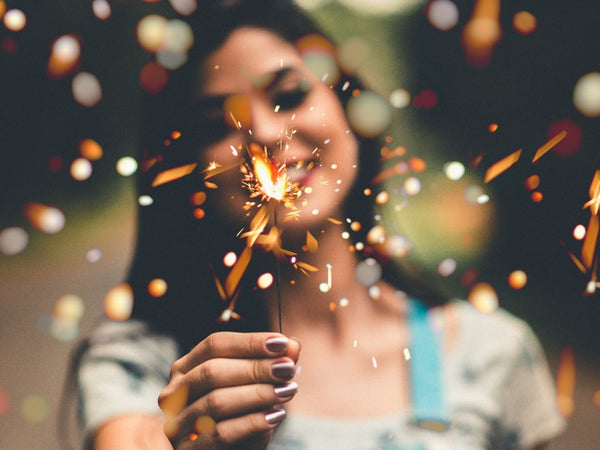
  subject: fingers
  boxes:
[174,332,292,374]
[174,381,297,442]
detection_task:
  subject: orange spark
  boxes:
[581,214,599,270]
[583,169,600,215]
[556,346,576,418]
[151,163,197,187]
[484,148,522,183]
[461,0,502,67]
[532,130,568,163]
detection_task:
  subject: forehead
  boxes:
[199,27,305,96]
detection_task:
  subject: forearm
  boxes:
[93,414,172,450]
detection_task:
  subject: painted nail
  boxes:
[265,336,288,353]
[271,361,295,379]
[265,408,287,425]
[274,381,298,399]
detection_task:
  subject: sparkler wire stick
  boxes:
[274,207,283,333]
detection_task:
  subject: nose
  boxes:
[247,99,291,151]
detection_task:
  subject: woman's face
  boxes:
[195,27,359,230]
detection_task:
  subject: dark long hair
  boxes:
[127,0,447,354]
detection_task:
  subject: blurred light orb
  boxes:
[138,195,154,206]
[79,138,103,161]
[355,257,382,287]
[403,176,422,196]
[513,11,537,35]
[86,248,102,263]
[477,194,490,204]
[72,72,102,107]
[53,34,80,62]
[163,19,194,53]
[20,395,49,423]
[468,282,498,313]
[319,282,330,293]
[104,283,134,321]
[223,251,237,267]
[389,88,411,109]
[0,227,28,255]
[346,91,392,138]
[24,203,66,234]
[547,119,582,158]
[443,161,465,181]
[54,294,85,322]
[303,52,340,85]
[257,272,274,289]
[337,36,370,74]
[508,270,527,290]
[524,174,540,191]
[70,157,93,181]
[157,49,188,70]
[4,9,26,31]
[194,415,216,435]
[375,190,390,205]
[573,72,600,117]
[116,156,138,176]
[92,0,112,20]
[368,285,381,300]
[464,185,486,204]
[50,317,80,342]
[366,225,386,244]
[148,278,168,297]
[339,297,349,307]
[139,61,169,93]
[137,14,168,53]
[385,234,412,257]
[437,257,457,277]
[169,0,197,16]
[573,224,586,240]
[427,0,459,31]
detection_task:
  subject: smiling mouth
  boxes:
[285,159,320,184]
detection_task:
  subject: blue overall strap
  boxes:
[408,298,450,431]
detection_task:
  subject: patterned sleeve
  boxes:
[77,319,179,442]
[497,321,567,448]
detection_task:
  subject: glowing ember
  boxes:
[484,149,522,183]
[257,272,274,289]
[79,138,103,160]
[23,202,65,234]
[461,0,501,67]
[583,169,600,215]
[148,278,168,297]
[48,35,80,79]
[532,130,567,163]
[556,346,576,418]
[152,163,197,187]
[468,282,498,313]
[513,11,537,35]
[508,270,527,290]
[104,283,134,321]
[116,156,138,176]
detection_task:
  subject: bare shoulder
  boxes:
[94,414,171,450]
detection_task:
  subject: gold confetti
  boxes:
[532,130,567,163]
[484,148,522,183]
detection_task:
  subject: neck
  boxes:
[266,224,409,342]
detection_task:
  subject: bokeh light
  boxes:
[513,11,537,35]
[104,283,134,321]
[443,161,465,181]
[257,272,274,289]
[72,72,103,107]
[138,195,154,206]
[573,72,600,118]
[223,251,237,267]
[546,119,582,158]
[137,14,168,53]
[346,90,392,138]
[169,0,198,16]
[573,224,586,241]
[139,61,169,93]
[427,0,459,31]
[23,202,66,234]
[389,88,411,109]
[437,257,457,277]
[148,278,168,297]
[54,294,85,322]
[48,34,80,79]
[70,157,93,181]
[91,0,111,20]
[355,257,382,287]
[79,138,103,161]
[0,226,29,255]
[3,9,26,32]
[194,415,216,435]
[337,36,370,74]
[403,177,422,196]
[116,156,138,176]
[508,270,528,290]
[86,248,103,263]
[468,282,499,313]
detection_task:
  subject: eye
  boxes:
[267,73,312,112]
[272,88,308,111]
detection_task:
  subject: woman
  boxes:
[76,1,565,448]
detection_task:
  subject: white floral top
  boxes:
[78,301,566,449]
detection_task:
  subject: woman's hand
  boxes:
[158,332,300,449]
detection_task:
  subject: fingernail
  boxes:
[274,381,298,399]
[265,336,288,353]
[265,408,286,425]
[271,361,295,379]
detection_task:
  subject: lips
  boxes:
[285,158,320,185]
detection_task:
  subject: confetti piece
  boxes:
[484,149,522,183]
[532,130,568,163]
[581,214,599,270]
[151,163,197,187]
[556,346,576,418]
[583,169,600,215]
[305,231,318,253]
